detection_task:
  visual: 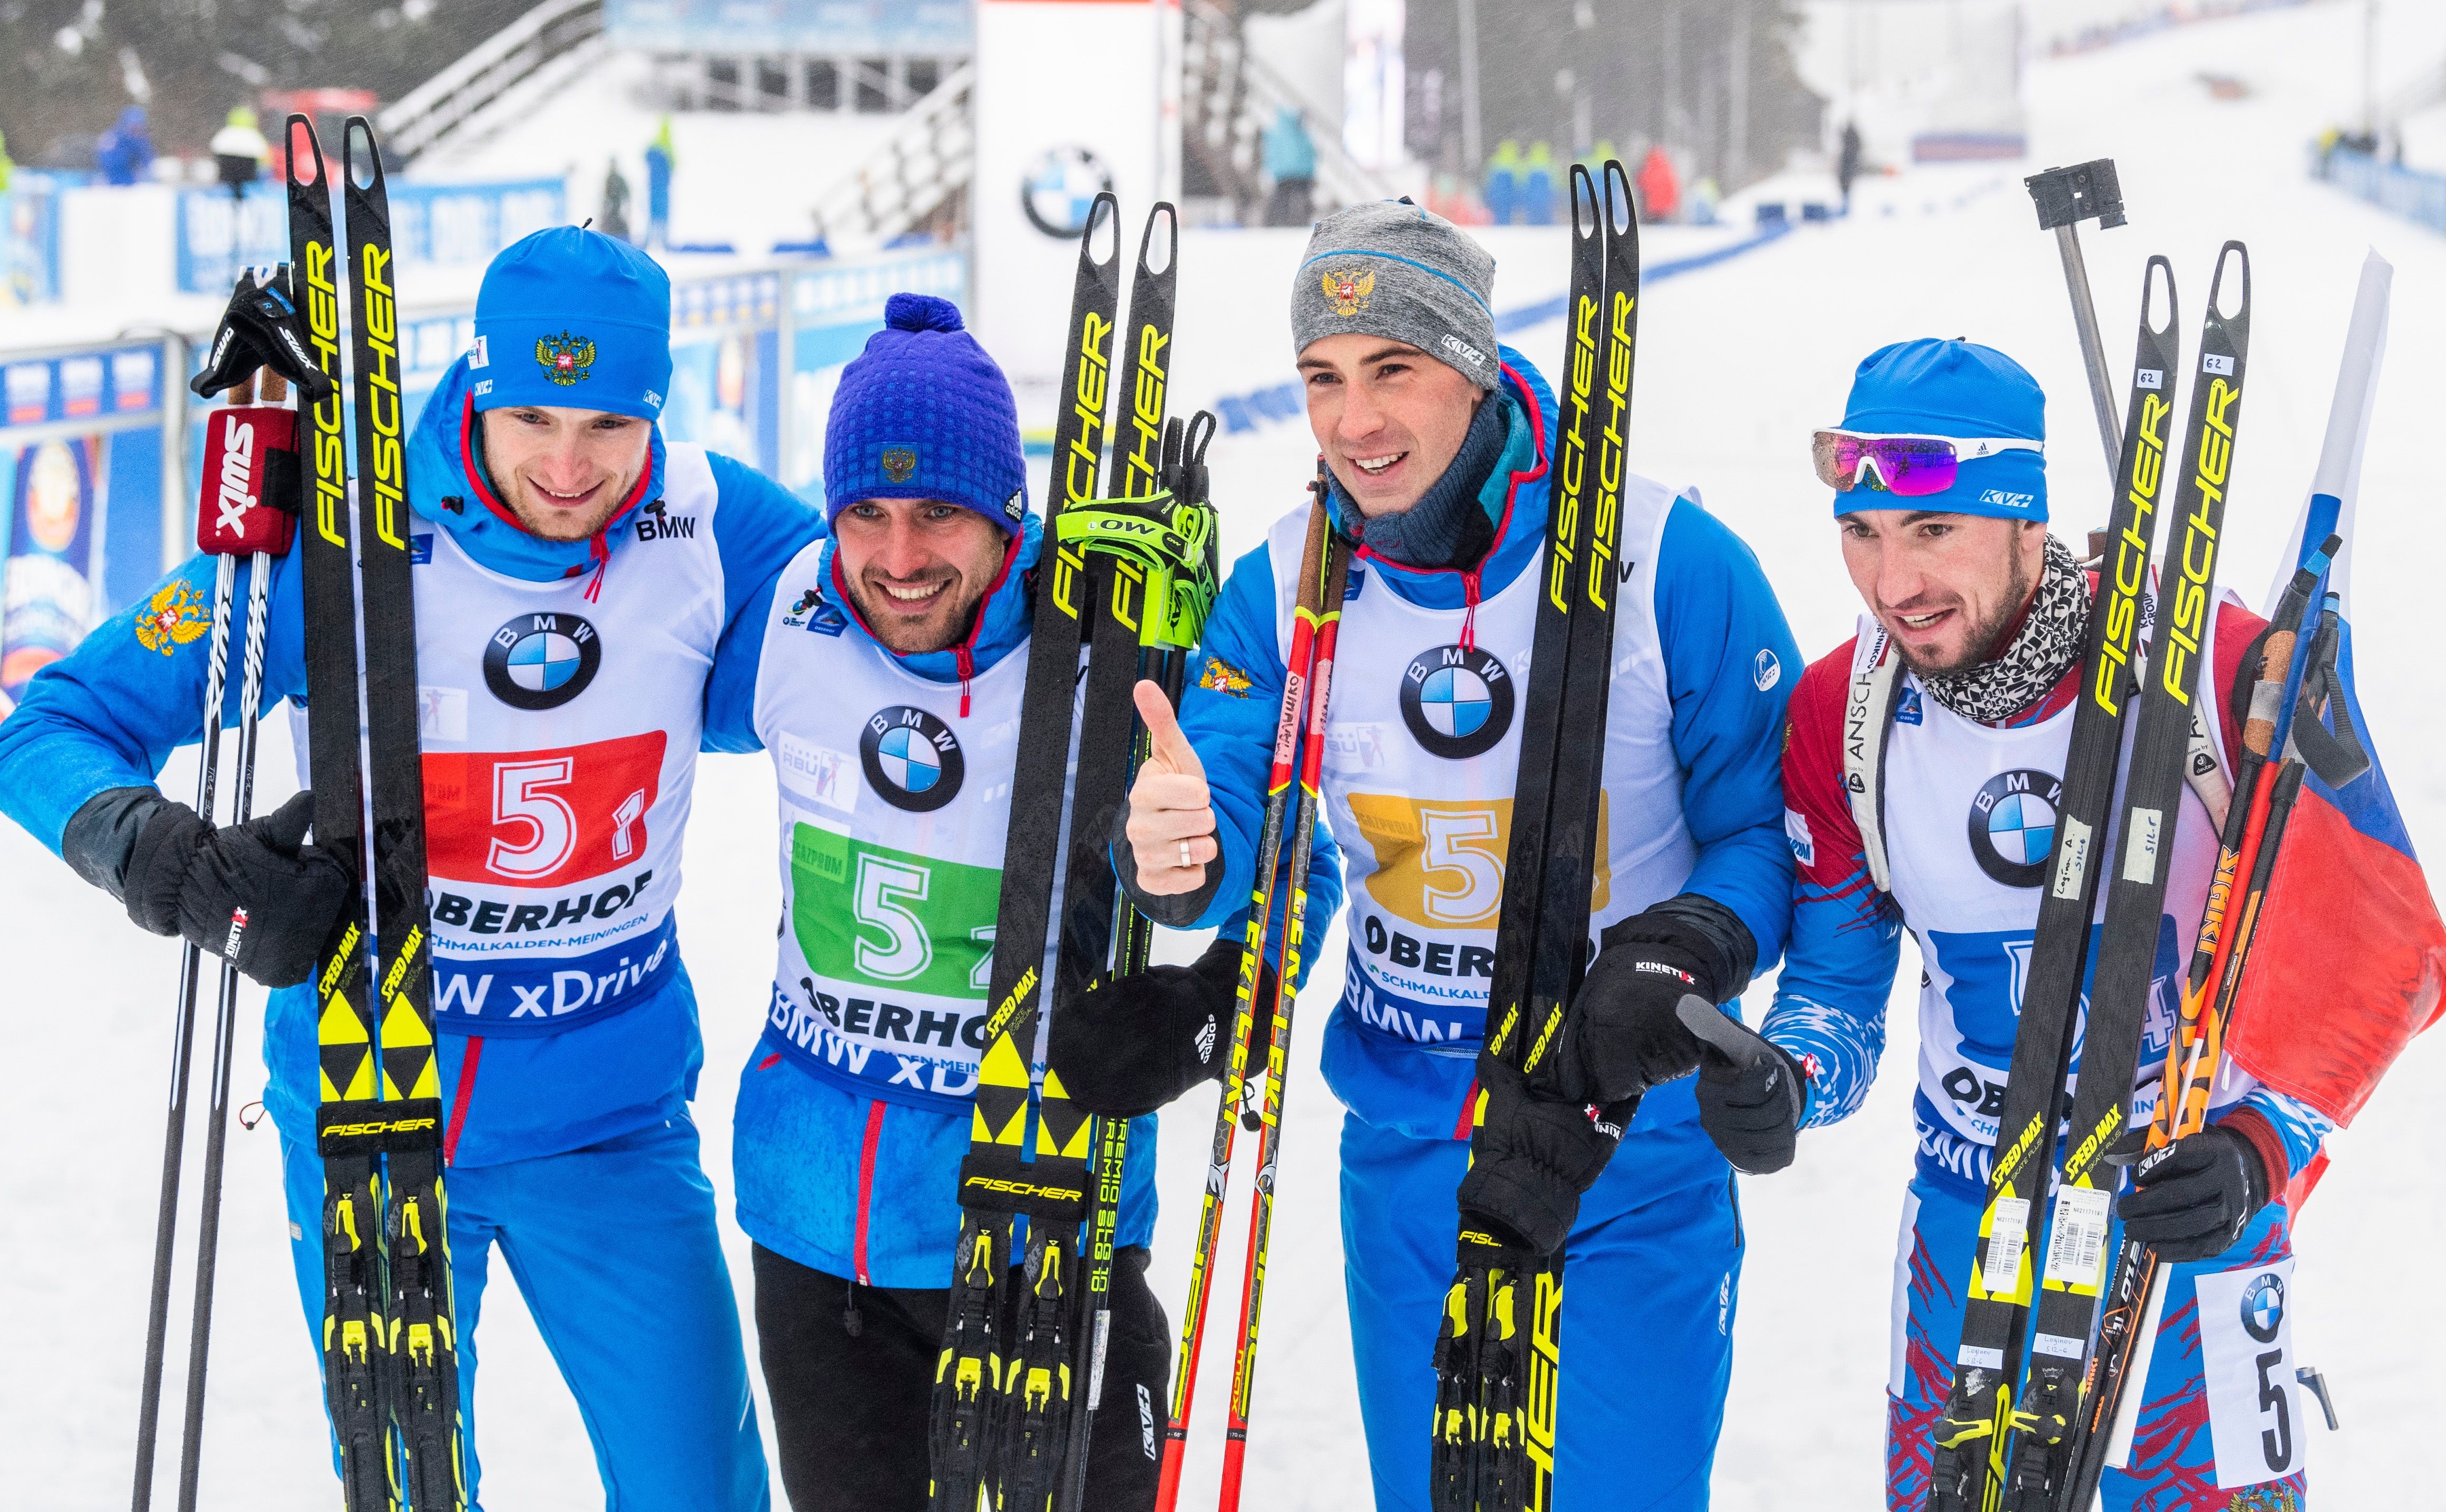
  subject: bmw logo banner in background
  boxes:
[1966,768,2062,888]
[862,706,965,812]
[1400,645,1514,760]
[484,612,602,711]
[1021,145,1115,239]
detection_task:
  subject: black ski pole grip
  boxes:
[2025,158,2126,231]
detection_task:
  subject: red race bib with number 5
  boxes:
[424,732,667,886]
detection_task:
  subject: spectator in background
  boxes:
[1520,140,1557,225]
[210,108,269,195]
[0,128,13,192]
[1484,139,1520,225]
[1689,175,1720,226]
[645,116,675,249]
[601,159,634,243]
[97,106,153,187]
[1262,106,1318,227]
[1636,144,1680,223]
[1838,120,1862,213]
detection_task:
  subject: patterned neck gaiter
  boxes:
[1921,533,2088,725]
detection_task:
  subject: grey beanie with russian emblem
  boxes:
[1292,200,1501,391]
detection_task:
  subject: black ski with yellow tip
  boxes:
[1430,158,1638,1512]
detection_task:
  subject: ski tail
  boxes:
[1215,527,1351,1512]
[1154,492,1332,1512]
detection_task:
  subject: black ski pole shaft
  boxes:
[130,545,239,1512]
[174,534,276,1511]
[2026,159,2129,475]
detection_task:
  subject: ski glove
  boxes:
[1048,935,1275,1119]
[1540,905,1732,1105]
[1681,1000,1809,1175]
[120,790,358,989]
[2115,1121,2271,1263]
[1453,1062,1639,1260]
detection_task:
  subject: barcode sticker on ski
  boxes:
[2043,1184,2114,1292]
[1982,1196,2031,1295]
[2122,807,2161,884]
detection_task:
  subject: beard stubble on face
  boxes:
[1893,532,2037,679]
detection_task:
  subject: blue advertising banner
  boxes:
[604,0,972,53]
[1,173,67,308]
[175,178,566,295]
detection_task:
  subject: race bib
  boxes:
[2194,1257,2302,1489]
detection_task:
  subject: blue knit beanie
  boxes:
[1835,338,2048,521]
[471,226,672,420]
[824,293,1026,532]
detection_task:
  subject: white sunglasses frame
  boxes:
[1812,429,2045,494]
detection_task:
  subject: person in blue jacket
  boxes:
[0,226,817,1509]
[702,292,1341,1510]
[1092,200,1801,1508]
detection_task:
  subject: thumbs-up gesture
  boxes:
[1127,679,1218,896]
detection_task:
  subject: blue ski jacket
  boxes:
[0,356,822,1168]
[702,511,1344,1288]
[1163,348,1797,1167]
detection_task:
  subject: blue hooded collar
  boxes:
[815,509,1043,692]
[1321,344,1555,612]
[407,353,669,584]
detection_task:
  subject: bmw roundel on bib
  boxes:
[2240,1271,2285,1343]
[861,706,965,812]
[483,611,602,711]
[1399,644,1514,760]
[1967,768,2062,888]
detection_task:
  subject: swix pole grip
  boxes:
[196,405,300,557]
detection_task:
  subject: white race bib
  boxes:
[2193,1257,2303,1489]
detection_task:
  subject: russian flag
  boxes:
[2222,251,2446,1131]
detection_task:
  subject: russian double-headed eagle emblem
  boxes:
[1321,267,1375,316]
[535,332,597,385]
[134,579,211,656]
[881,447,919,483]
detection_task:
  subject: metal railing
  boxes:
[379,0,609,164]
[805,60,976,249]
[2312,143,2446,237]
[1181,0,1388,219]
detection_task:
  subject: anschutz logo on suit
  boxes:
[1398,644,1514,759]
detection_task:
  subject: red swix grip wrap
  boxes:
[197,405,300,557]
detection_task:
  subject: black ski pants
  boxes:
[752,1242,1171,1512]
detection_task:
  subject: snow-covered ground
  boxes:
[10,3,2446,1507]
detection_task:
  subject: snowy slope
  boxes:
[8,3,2446,1507]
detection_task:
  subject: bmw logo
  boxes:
[1967,768,2063,888]
[2240,1272,2285,1343]
[861,706,964,812]
[1399,645,1514,760]
[482,612,601,710]
[1021,145,1115,240]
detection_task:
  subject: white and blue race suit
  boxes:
[0,353,819,1509]
[1158,346,1800,1511]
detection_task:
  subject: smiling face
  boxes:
[1298,332,1484,517]
[478,405,652,542]
[832,497,1012,655]
[1839,511,2048,677]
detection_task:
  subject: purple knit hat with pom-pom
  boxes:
[823,292,1027,532]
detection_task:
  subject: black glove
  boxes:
[1540,909,1727,1105]
[2115,1123,2270,1263]
[1454,1062,1638,1259]
[1681,997,1808,1175]
[190,267,333,401]
[1048,936,1275,1118]
[122,790,358,989]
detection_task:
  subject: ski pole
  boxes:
[2025,159,2129,477]
[1215,530,1349,1512]
[1153,489,1333,1512]
[173,366,292,1512]
[130,405,244,1512]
